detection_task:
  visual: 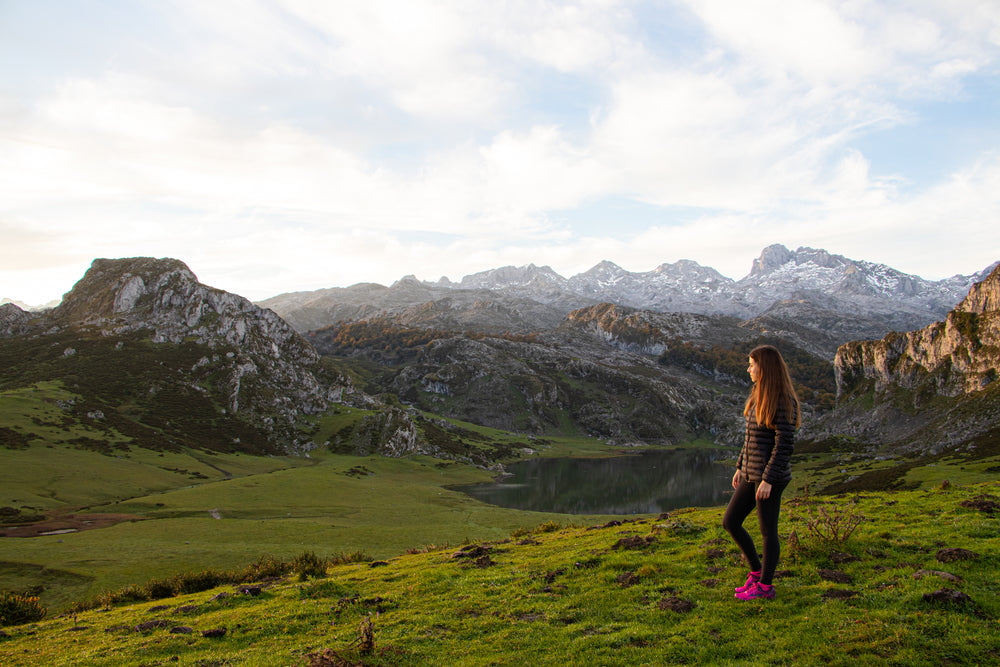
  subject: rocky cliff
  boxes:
[803,264,1000,454]
[835,264,1000,399]
[0,302,32,337]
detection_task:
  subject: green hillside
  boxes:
[1,482,997,666]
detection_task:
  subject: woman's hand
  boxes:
[756,480,772,500]
[732,470,741,489]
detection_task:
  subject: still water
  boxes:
[456,448,733,515]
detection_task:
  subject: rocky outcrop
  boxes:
[801,264,1000,453]
[336,408,430,457]
[0,302,33,337]
[835,264,1000,399]
[14,257,346,452]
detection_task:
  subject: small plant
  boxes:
[0,591,47,626]
[792,498,866,547]
[357,613,376,655]
[329,550,371,566]
[533,521,562,534]
[653,518,706,536]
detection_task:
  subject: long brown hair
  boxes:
[744,345,801,429]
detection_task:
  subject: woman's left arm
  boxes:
[761,407,796,485]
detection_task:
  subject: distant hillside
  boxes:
[309,301,838,445]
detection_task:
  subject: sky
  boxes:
[2,0,999,307]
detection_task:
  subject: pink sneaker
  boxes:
[734,571,761,594]
[735,581,775,601]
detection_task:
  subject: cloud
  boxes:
[1,0,998,306]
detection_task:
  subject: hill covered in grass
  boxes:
[2,481,997,666]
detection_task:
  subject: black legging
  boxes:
[722,478,788,585]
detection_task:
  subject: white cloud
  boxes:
[1,0,998,306]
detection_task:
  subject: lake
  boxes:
[456,448,733,515]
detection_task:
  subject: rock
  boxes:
[912,570,962,583]
[617,571,640,587]
[134,620,171,632]
[923,589,973,606]
[28,257,344,453]
[936,548,979,563]
[612,535,656,550]
[818,569,854,584]
[0,303,32,337]
[959,495,1000,515]
[450,544,492,560]
[657,596,695,613]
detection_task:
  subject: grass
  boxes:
[1,481,997,666]
[0,450,620,612]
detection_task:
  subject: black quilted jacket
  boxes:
[736,403,796,485]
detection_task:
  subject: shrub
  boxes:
[0,591,47,626]
[100,584,149,608]
[533,521,562,534]
[170,570,226,594]
[144,579,176,600]
[329,551,371,566]
[790,498,866,547]
[293,551,328,581]
[235,555,293,582]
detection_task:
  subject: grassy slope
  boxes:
[1,481,997,666]
[0,447,621,612]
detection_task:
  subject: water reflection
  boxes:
[456,448,732,515]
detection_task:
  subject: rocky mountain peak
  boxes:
[49,257,316,364]
[12,257,341,453]
[749,244,796,276]
[957,263,1000,314]
[0,302,32,337]
[458,263,566,290]
[53,257,197,323]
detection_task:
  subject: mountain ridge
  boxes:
[260,245,995,341]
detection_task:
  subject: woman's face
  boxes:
[748,356,760,384]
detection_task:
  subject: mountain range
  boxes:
[2,246,998,467]
[260,244,996,357]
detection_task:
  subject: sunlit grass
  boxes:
[2,481,997,666]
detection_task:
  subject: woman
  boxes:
[723,344,800,601]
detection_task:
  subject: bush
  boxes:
[534,521,562,534]
[0,591,47,626]
[235,555,293,582]
[329,551,371,566]
[97,584,149,609]
[170,570,226,595]
[790,497,866,547]
[292,551,328,581]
